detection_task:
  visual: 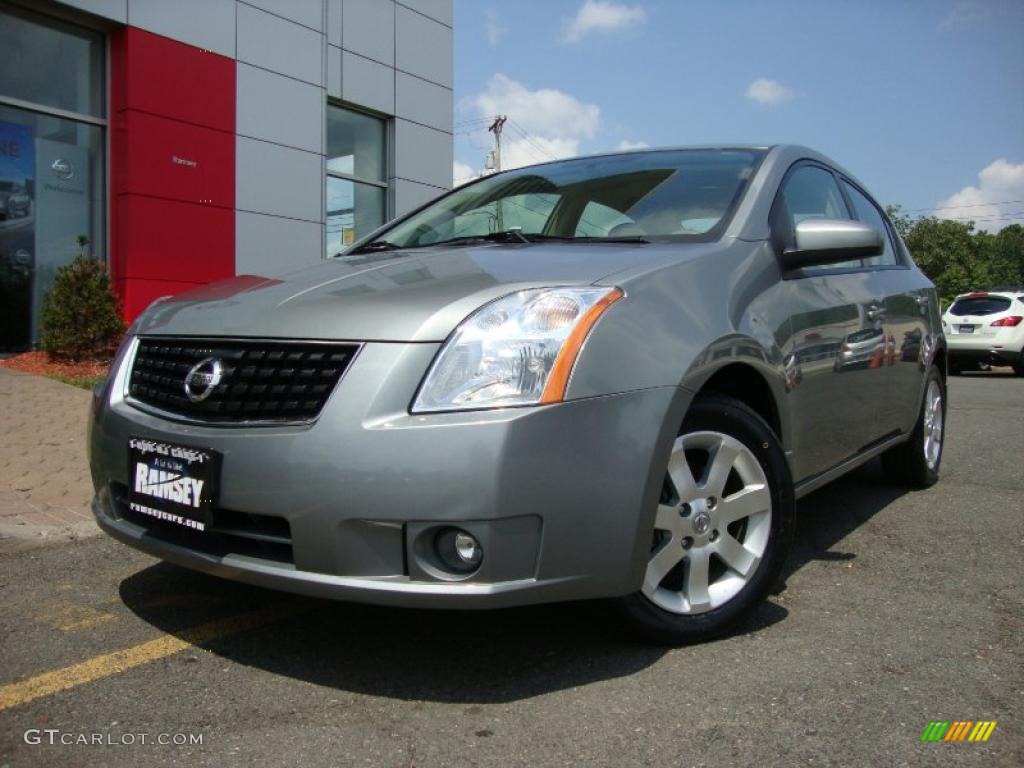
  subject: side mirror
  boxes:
[782,219,883,271]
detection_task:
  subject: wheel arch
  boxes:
[683,359,787,449]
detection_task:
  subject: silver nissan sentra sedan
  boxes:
[88,145,946,643]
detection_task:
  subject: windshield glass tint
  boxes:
[366,149,763,250]
[950,296,1011,316]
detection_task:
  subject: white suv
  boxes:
[943,291,1024,375]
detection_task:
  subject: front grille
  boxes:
[128,337,359,423]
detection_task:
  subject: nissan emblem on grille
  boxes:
[184,358,223,402]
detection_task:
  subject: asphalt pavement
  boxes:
[0,372,1021,767]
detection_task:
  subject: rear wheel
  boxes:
[881,367,944,487]
[1013,351,1024,377]
[615,395,794,645]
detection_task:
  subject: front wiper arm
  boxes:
[575,235,651,244]
[424,230,558,248]
[348,240,402,254]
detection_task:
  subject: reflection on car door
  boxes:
[772,164,893,482]
[840,179,932,437]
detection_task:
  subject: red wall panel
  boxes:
[115,196,233,283]
[109,27,236,322]
[116,28,234,132]
[115,111,233,207]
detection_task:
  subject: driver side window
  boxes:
[778,165,859,269]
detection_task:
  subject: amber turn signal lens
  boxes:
[540,288,624,404]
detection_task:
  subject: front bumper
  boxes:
[89,341,687,608]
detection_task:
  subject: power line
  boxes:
[506,119,559,162]
[900,199,1024,213]
[943,211,1024,221]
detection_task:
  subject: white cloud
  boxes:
[456,74,601,176]
[500,136,581,171]
[934,159,1024,232]
[746,78,794,106]
[942,1,991,29]
[484,8,505,46]
[473,74,600,140]
[562,0,646,44]
[453,161,476,185]
[616,139,649,151]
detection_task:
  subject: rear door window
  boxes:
[949,296,1012,316]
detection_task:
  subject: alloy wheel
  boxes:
[643,431,772,615]
[922,379,943,470]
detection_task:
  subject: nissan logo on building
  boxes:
[184,358,224,402]
[51,158,75,181]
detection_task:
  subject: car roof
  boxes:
[953,291,1024,299]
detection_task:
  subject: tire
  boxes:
[1013,352,1024,377]
[881,366,945,487]
[614,395,795,645]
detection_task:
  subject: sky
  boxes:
[452,0,1024,231]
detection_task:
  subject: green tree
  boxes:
[40,255,124,360]
[885,206,1023,306]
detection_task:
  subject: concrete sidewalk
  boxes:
[0,368,98,546]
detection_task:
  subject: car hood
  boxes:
[133,242,708,342]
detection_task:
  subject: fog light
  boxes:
[435,527,483,573]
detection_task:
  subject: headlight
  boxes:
[412,286,624,412]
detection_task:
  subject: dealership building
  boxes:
[0,0,454,350]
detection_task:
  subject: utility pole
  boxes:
[488,115,507,230]
[487,115,507,171]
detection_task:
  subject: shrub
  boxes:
[40,254,124,360]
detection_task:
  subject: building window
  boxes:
[325,104,387,258]
[0,6,105,351]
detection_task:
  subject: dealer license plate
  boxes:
[128,438,219,531]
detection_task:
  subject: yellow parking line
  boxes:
[0,603,302,712]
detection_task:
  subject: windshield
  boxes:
[350,149,764,253]
[949,296,1011,316]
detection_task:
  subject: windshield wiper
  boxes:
[423,230,573,248]
[351,231,650,253]
[575,235,651,244]
[347,240,402,254]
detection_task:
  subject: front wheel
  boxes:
[881,367,945,487]
[615,395,795,645]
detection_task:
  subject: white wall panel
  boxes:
[237,2,322,85]
[236,211,323,275]
[342,0,395,66]
[237,137,323,222]
[395,5,451,87]
[327,44,342,99]
[341,51,395,115]
[394,119,451,189]
[241,0,322,31]
[393,178,445,216]
[326,0,341,45]
[397,0,451,27]
[395,72,451,133]
[237,63,324,153]
[60,0,128,23]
